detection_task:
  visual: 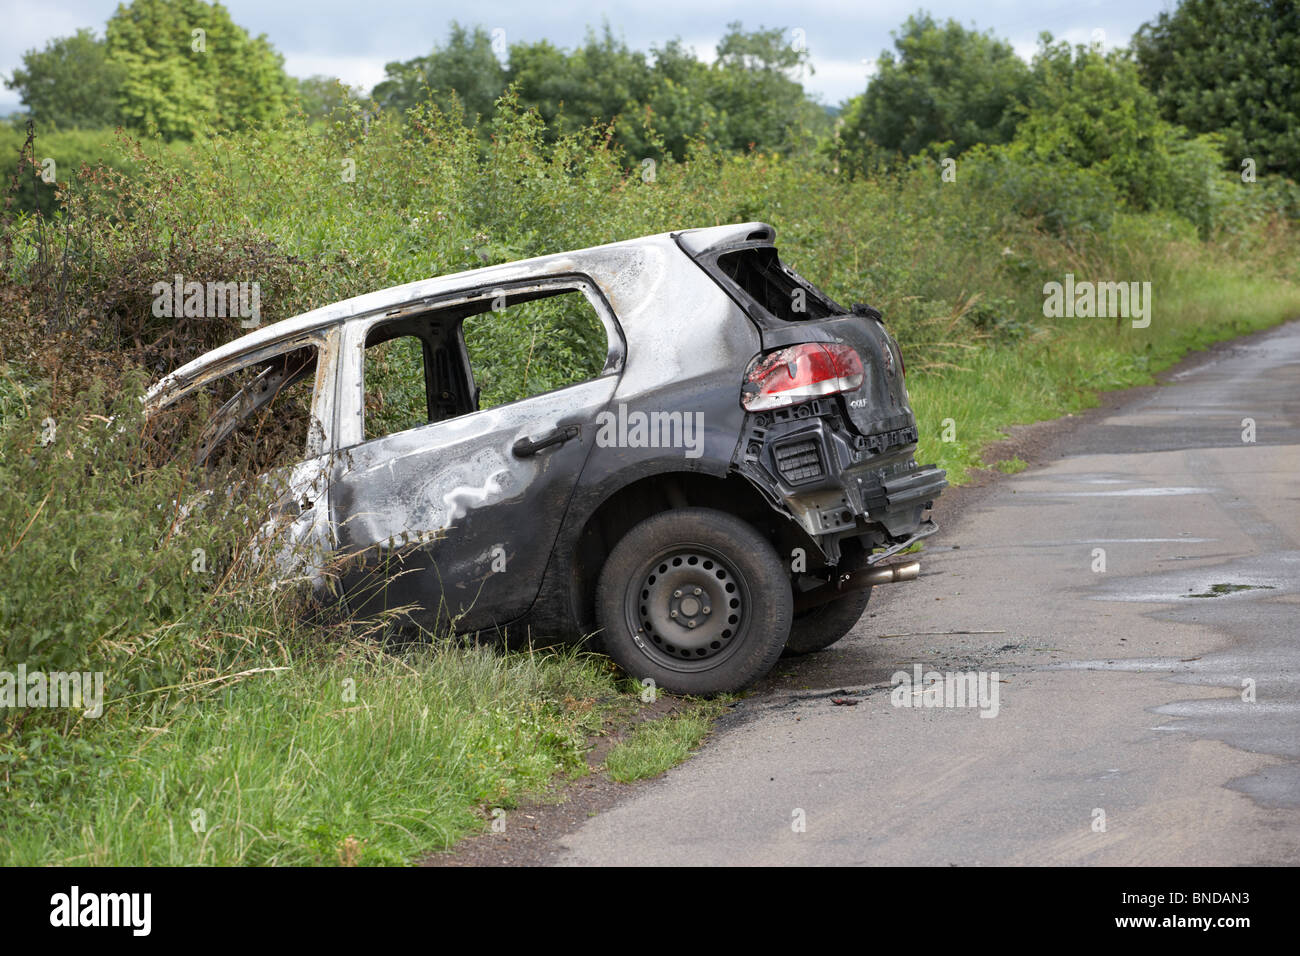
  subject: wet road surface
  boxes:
[553,321,1300,865]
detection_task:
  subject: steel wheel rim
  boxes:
[623,543,751,673]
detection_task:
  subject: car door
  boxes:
[153,332,340,585]
[328,278,622,633]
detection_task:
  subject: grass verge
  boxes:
[911,262,1300,483]
[604,699,729,784]
[1,643,630,865]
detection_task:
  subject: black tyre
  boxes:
[782,587,872,656]
[595,507,793,695]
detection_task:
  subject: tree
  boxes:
[508,22,826,160]
[1011,35,1213,213]
[641,40,720,160]
[369,21,829,162]
[5,29,125,130]
[839,13,1031,162]
[105,0,295,139]
[1133,0,1300,179]
[508,25,654,145]
[372,23,505,121]
[708,23,829,152]
[295,76,363,120]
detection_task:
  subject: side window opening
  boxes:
[461,286,609,411]
[716,246,839,322]
[361,314,474,442]
[360,284,612,442]
[364,334,432,441]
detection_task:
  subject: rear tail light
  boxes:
[742,343,864,411]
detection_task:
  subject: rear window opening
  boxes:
[716,246,840,322]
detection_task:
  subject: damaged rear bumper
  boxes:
[863,516,939,564]
[734,397,947,562]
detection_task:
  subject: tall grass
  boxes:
[3,643,622,865]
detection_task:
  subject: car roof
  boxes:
[146,222,775,405]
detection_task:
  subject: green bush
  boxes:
[962,144,1119,237]
[0,369,288,721]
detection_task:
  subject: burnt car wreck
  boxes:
[146,223,946,694]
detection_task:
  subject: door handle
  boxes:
[512,424,580,458]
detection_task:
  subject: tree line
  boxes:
[4,0,1298,179]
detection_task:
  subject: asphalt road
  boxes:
[553,321,1300,866]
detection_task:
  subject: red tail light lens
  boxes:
[742,343,865,411]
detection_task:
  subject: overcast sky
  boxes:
[0,0,1178,115]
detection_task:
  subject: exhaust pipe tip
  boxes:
[865,559,921,585]
[793,559,922,613]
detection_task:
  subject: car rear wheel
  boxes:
[595,507,792,695]
[782,587,872,656]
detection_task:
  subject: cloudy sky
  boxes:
[0,0,1177,115]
